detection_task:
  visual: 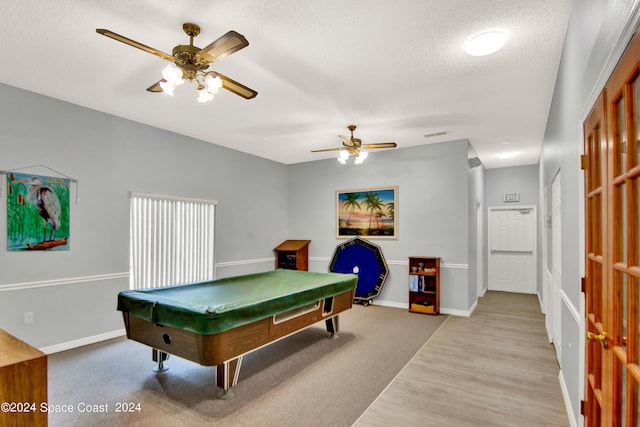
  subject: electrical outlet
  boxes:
[23,312,34,325]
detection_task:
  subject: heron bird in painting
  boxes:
[26,177,61,242]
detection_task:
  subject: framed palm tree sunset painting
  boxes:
[336,186,397,239]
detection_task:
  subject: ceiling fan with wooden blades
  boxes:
[96,23,257,101]
[312,125,397,163]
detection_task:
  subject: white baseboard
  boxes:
[537,291,545,314]
[559,369,579,427]
[371,300,406,309]
[40,329,126,355]
[441,301,476,317]
[374,299,475,317]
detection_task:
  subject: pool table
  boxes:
[117,269,357,398]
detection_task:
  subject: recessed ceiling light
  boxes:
[466,31,506,56]
[497,152,516,159]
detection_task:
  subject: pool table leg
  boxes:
[152,349,169,372]
[216,356,243,399]
[325,315,339,338]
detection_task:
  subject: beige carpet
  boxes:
[47,304,447,426]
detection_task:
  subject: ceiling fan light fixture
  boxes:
[337,149,368,165]
[97,24,257,102]
[337,150,350,164]
[321,125,394,163]
[162,63,184,85]
[354,151,368,164]
[159,79,177,96]
[197,87,215,103]
[466,31,506,56]
[205,73,223,94]
[159,63,185,96]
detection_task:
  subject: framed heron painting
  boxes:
[336,186,397,239]
[6,172,70,251]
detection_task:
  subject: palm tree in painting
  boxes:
[341,192,362,229]
[375,210,386,231]
[362,192,384,234]
[382,201,395,234]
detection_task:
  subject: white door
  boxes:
[489,206,537,294]
[476,199,484,297]
[550,171,561,359]
[542,185,553,341]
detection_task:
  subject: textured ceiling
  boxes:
[0,0,572,168]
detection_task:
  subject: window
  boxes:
[129,192,217,290]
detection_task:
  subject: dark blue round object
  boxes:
[329,237,389,303]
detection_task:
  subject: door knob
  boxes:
[587,331,609,348]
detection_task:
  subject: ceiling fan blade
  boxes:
[96,29,175,62]
[339,135,355,147]
[215,73,258,99]
[146,80,164,93]
[362,143,398,149]
[197,31,249,63]
[311,147,345,153]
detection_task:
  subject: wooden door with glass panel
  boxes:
[584,31,640,426]
[584,89,608,425]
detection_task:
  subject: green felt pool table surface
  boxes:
[117,269,358,335]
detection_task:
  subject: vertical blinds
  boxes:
[129,192,217,290]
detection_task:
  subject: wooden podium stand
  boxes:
[0,329,48,426]
[273,240,311,271]
[274,240,311,271]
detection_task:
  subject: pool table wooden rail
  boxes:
[122,288,354,398]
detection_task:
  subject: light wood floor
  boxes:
[354,291,570,426]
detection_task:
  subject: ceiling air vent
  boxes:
[423,131,449,138]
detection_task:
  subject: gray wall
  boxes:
[486,165,539,207]
[0,83,288,348]
[1,83,484,352]
[287,139,476,314]
[539,0,639,423]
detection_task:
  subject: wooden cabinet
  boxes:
[0,329,48,426]
[408,256,440,315]
[274,240,311,271]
